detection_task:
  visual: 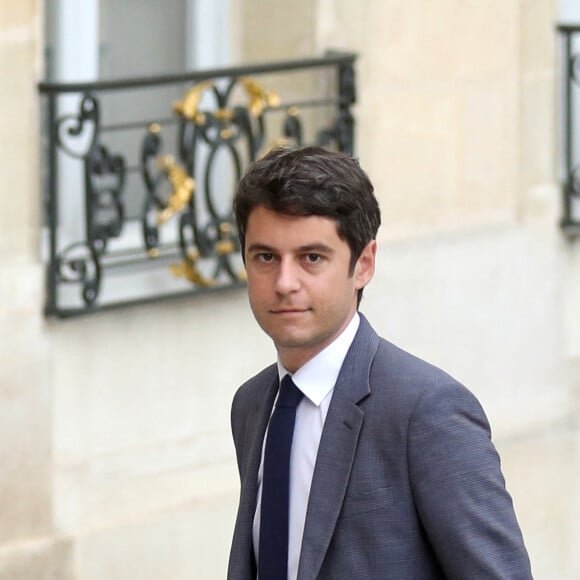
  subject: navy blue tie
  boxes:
[258,374,304,580]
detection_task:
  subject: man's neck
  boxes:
[277,312,360,374]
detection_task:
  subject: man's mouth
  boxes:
[270,308,310,315]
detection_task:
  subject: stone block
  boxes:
[364,0,518,81]
[519,74,557,192]
[497,423,580,579]
[240,0,315,61]
[0,34,39,264]
[0,1,36,31]
[0,263,51,544]
[362,77,519,237]
[368,121,457,234]
[456,79,518,198]
[0,537,74,580]
[521,0,559,73]
[564,241,580,361]
[51,289,270,459]
[75,494,238,580]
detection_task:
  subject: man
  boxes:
[227,146,532,579]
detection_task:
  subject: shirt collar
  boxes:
[277,313,360,407]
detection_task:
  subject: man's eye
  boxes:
[257,253,274,262]
[305,253,321,263]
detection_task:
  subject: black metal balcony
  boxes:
[38,51,357,318]
[559,25,580,235]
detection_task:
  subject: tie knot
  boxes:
[277,375,304,408]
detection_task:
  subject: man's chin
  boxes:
[270,333,310,349]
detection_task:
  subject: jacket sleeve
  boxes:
[407,382,533,579]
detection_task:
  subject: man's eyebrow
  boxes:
[297,244,334,254]
[246,243,335,254]
[246,243,277,253]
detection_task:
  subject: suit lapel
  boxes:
[241,372,278,502]
[298,390,364,579]
[298,315,380,579]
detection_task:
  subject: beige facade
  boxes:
[1,0,579,578]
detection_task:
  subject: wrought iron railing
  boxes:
[38,51,357,317]
[559,25,580,234]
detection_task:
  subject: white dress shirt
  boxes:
[253,313,360,580]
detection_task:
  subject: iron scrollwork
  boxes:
[559,26,580,233]
[140,124,164,255]
[85,143,126,253]
[56,94,100,158]
[52,94,119,306]
[570,53,580,88]
[568,50,580,202]
[56,95,126,304]
[55,242,101,306]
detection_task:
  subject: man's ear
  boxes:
[353,240,377,290]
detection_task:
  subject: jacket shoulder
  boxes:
[375,337,460,385]
[231,363,277,433]
[233,363,278,404]
[366,334,484,416]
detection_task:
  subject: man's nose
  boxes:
[274,258,301,294]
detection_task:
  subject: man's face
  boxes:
[244,206,376,372]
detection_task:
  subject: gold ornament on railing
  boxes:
[172,77,280,127]
[215,222,236,256]
[170,253,216,287]
[155,155,196,225]
[172,80,215,124]
[239,77,281,116]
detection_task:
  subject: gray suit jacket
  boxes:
[228,315,532,579]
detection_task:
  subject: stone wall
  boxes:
[1,0,578,578]
[0,1,71,578]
